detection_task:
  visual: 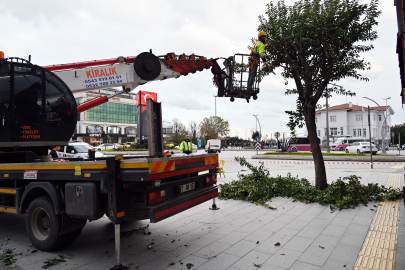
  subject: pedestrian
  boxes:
[49,146,60,160]
[247,31,268,89]
[180,135,193,155]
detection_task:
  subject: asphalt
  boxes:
[0,150,404,270]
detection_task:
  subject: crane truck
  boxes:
[0,50,262,269]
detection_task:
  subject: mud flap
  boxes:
[149,186,218,223]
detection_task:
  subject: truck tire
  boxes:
[25,196,65,251]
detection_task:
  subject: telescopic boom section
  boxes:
[43,52,215,113]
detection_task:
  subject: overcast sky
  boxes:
[1,0,402,140]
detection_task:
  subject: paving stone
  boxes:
[321,225,347,238]
[328,243,361,263]
[289,260,321,270]
[236,221,265,233]
[189,233,224,247]
[315,208,338,221]
[211,224,241,236]
[310,234,340,250]
[285,219,310,231]
[350,215,373,226]
[195,252,240,270]
[338,232,366,248]
[335,209,358,219]
[296,213,319,222]
[320,257,354,270]
[343,223,369,238]
[329,217,352,227]
[253,228,299,255]
[274,214,296,224]
[244,228,275,243]
[162,255,209,270]
[307,218,330,229]
[282,236,314,252]
[298,246,333,266]
[223,240,257,257]
[230,250,272,270]
[264,248,302,269]
[217,231,251,245]
[395,247,405,270]
[193,242,231,259]
[297,226,323,239]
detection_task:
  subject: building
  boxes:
[315,102,394,143]
[73,88,137,144]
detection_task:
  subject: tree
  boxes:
[199,116,230,142]
[391,123,405,145]
[189,120,198,144]
[257,0,380,189]
[169,118,187,145]
[251,131,260,140]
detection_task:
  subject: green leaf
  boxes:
[186,263,194,269]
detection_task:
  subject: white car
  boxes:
[95,143,115,151]
[345,142,378,155]
[57,142,105,159]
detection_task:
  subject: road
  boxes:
[0,150,403,270]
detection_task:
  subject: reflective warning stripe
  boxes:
[149,160,175,174]
[205,156,218,165]
[0,189,16,194]
[0,207,16,213]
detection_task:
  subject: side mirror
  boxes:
[71,150,75,154]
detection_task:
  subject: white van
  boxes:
[56,142,104,159]
[205,139,221,153]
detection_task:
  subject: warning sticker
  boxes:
[24,171,37,179]
[74,165,81,176]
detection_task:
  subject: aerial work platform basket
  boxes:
[212,53,262,103]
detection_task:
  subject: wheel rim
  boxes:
[339,147,343,151]
[31,207,51,241]
[346,149,349,153]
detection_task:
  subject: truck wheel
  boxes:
[26,196,64,251]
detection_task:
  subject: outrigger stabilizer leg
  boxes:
[209,197,220,210]
[110,223,128,270]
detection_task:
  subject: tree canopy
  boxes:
[257,0,380,189]
[199,116,230,142]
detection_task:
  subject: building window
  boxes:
[317,130,320,136]
[363,128,366,137]
[107,126,121,134]
[330,128,337,135]
[340,127,344,135]
[358,129,361,136]
[379,115,382,121]
[353,129,356,136]
[356,114,363,121]
[330,115,336,122]
[86,102,137,124]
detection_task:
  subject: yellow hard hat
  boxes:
[258,31,267,38]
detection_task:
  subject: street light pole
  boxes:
[382,97,391,150]
[363,97,388,154]
[214,95,217,138]
[368,106,373,169]
[326,95,330,152]
[253,115,258,136]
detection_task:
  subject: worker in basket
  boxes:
[247,31,269,89]
[180,135,193,155]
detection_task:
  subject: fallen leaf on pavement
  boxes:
[256,241,259,244]
[280,253,285,255]
[169,262,175,265]
[253,263,262,267]
[274,242,280,246]
[171,240,176,243]
[319,245,324,249]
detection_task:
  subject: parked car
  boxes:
[95,143,115,151]
[332,137,366,151]
[113,143,124,150]
[56,142,105,159]
[345,142,378,155]
[119,143,131,149]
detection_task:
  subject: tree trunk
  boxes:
[305,107,328,190]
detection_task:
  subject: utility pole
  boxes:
[326,94,330,152]
[368,106,373,169]
[253,115,258,136]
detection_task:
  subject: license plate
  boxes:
[180,182,195,193]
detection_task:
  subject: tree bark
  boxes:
[305,106,328,190]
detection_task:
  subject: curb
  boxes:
[251,155,405,162]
